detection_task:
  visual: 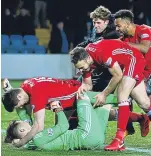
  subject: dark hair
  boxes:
[114,9,134,22]
[2,89,21,112]
[5,120,19,143]
[70,47,88,64]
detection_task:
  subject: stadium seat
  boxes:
[1,48,6,53]
[1,39,10,48]
[20,46,34,54]
[1,35,10,47]
[24,35,38,46]
[1,35,9,41]
[10,35,23,40]
[33,45,46,54]
[6,45,20,54]
[10,35,24,46]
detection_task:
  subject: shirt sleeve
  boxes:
[139,27,151,41]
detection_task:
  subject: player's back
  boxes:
[86,39,144,67]
[21,77,81,109]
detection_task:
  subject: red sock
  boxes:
[116,102,130,140]
[128,112,143,122]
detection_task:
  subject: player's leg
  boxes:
[146,75,151,96]
[94,104,112,133]
[105,76,136,151]
[130,80,151,121]
[75,94,107,149]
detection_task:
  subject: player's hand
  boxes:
[93,92,107,108]
[76,84,88,99]
[2,78,12,92]
[50,101,63,112]
[12,139,22,148]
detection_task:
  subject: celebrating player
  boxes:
[114,9,151,95]
[70,39,151,151]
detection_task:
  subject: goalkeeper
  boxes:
[5,93,112,150]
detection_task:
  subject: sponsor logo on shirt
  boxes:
[141,34,149,39]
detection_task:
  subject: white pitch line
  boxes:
[126,147,151,153]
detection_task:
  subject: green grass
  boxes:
[1,80,151,156]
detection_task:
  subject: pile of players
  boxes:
[2,6,151,152]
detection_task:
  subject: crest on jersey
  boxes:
[47,128,53,136]
[104,57,112,67]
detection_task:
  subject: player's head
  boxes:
[70,47,93,72]
[114,9,134,36]
[90,5,111,33]
[5,120,31,143]
[2,88,29,112]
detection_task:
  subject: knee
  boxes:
[138,98,150,111]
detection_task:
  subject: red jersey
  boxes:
[21,77,81,113]
[122,24,151,79]
[122,24,151,43]
[85,39,145,84]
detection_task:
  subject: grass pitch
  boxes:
[1,80,151,156]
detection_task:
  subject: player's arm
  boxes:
[14,109,45,147]
[34,102,69,147]
[103,61,123,96]
[77,74,93,98]
[128,40,151,54]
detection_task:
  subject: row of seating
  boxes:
[2,34,46,54]
[2,34,38,46]
[2,45,46,54]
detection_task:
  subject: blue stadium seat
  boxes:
[1,35,9,41]
[1,35,10,47]
[6,45,20,54]
[10,35,23,40]
[1,39,10,47]
[1,48,6,53]
[20,46,34,54]
[10,35,24,46]
[34,45,46,54]
[24,35,38,46]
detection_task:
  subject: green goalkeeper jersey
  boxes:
[32,93,110,151]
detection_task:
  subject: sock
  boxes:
[116,101,130,140]
[128,112,143,122]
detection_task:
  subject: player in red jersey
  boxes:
[70,39,151,151]
[114,9,151,93]
[2,77,81,147]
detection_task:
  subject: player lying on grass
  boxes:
[4,93,150,151]
[4,94,114,151]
